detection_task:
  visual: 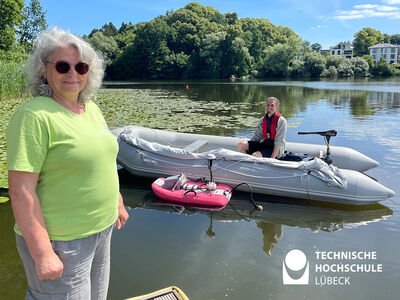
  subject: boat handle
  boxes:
[184,190,197,197]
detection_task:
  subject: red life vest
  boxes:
[263,112,281,140]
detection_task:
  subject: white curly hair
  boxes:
[27,27,104,102]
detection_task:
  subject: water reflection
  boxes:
[203,211,282,256]
[119,171,393,257]
[236,78,400,93]
[256,222,282,256]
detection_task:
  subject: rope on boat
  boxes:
[212,164,308,180]
[200,154,309,179]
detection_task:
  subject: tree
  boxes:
[303,51,326,77]
[17,0,47,52]
[372,57,392,76]
[337,60,354,77]
[115,30,135,50]
[350,57,369,77]
[199,31,227,78]
[224,12,238,25]
[229,37,252,77]
[114,22,136,49]
[84,31,119,66]
[163,51,190,78]
[321,66,338,78]
[389,63,400,75]
[243,25,265,67]
[353,27,384,57]
[109,18,173,79]
[101,22,118,37]
[383,33,390,43]
[183,2,228,26]
[297,40,311,59]
[169,20,200,54]
[87,28,100,38]
[0,0,24,51]
[289,59,304,77]
[104,2,305,79]
[390,34,400,45]
[326,55,345,69]
[362,54,374,70]
[310,43,322,52]
[260,36,301,77]
[119,22,135,34]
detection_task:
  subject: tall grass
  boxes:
[0,59,29,100]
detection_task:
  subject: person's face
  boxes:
[43,46,88,101]
[265,99,279,116]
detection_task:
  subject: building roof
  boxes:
[368,43,399,49]
[329,42,353,50]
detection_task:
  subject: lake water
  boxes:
[0,78,399,299]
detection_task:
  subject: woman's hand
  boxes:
[115,193,129,230]
[34,250,64,280]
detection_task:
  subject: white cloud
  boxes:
[334,3,400,20]
[317,15,331,22]
[310,25,329,30]
[335,14,365,20]
[376,5,400,11]
[354,4,399,10]
[383,0,400,4]
[354,4,378,9]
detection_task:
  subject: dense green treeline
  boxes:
[83,2,400,80]
[88,2,299,80]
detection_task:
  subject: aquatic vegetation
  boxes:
[0,60,29,100]
[0,98,27,197]
[95,89,261,132]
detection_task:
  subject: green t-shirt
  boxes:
[7,96,119,241]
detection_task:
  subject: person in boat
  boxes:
[237,97,287,159]
[6,27,129,299]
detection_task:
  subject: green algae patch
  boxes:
[95,89,260,132]
[0,98,28,189]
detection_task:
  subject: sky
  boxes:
[39,0,400,49]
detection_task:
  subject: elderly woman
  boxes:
[6,27,129,299]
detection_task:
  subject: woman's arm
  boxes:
[8,170,63,280]
[115,192,129,230]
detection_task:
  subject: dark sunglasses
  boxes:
[47,61,89,75]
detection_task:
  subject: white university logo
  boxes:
[282,249,309,285]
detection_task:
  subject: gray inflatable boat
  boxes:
[112,126,394,205]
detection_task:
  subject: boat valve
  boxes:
[207,181,217,190]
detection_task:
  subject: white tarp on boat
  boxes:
[299,158,347,189]
[120,127,347,189]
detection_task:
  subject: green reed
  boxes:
[0,60,29,100]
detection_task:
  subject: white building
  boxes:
[329,42,353,59]
[368,44,400,64]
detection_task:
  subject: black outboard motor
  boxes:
[298,130,337,165]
